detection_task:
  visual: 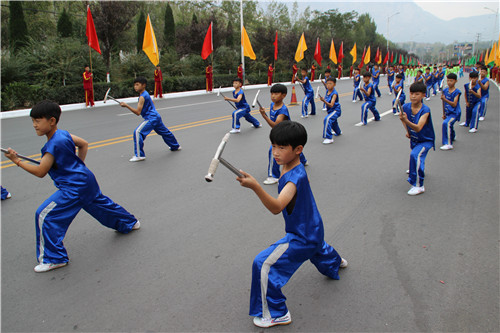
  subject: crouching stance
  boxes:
[236,121,347,328]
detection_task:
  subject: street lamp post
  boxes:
[386,12,400,68]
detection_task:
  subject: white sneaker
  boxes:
[34,262,68,273]
[129,156,146,162]
[333,131,342,136]
[322,138,334,144]
[479,117,484,121]
[253,311,291,328]
[459,122,466,126]
[170,146,182,151]
[340,258,348,268]
[425,97,430,101]
[388,92,392,95]
[406,169,409,174]
[303,161,309,166]
[352,100,357,103]
[251,124,262,128]
[263,177,279,185]
[469,128,477,133]
[229,128,240,134]
[432,94,436,96]
[407,186,425,196]
[322,107,327,111]
[440,144,453,150]
[6,192,11,199]
[132,221,141,230]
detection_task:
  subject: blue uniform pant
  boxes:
[432,82,438,94]
[442,115,457,145]
[426,84,433,98]
[361,101,380,124]
[134,117,180,157]
[373,83,381,97]
[267,146,307,178]
[408,141,433,187]
[35,190,137,264]
[301,93,316,116]
[479,96,489,118]
[249,234,341,319]
[353,87,363,101]
[232,108,260,129]
[388,80,394,93]
[1,186,9,200]
[465,103,481,130]
[323,111,341,139]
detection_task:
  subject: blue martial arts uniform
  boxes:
[371,68,381,97]
[133,90,180,157]
[353,74,363,101]
[250,163,342,319]
[322,89,342,139]
[464,82,481,130]
[387,69,395,93]
[392,82,406,114]
[266,104,307,179]
[301,76,316,116]
[424,73,433,98]
[232,89,260,129]
[36,130,137,265]
[360,82,380,125]
[479,77,489,118]
[441,87,461,145]
[402,103,435,187]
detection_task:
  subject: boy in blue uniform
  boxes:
[437,65,445,92]
[259,84,307,185]
[352,68,363,102]
[236,121,347,328]
[321,69,332,110]
[359,72,381,125]
[319,77,342,144]
[440,73,461,150]
[460,72,482,133]
[399,82,435,196]
[414,69,424,84]
[225,78,261,133]
[387,65,395,94]
[478,66,490,121]
[120,77,180,162]
[423,67,433,100]
[431,66,439,95]
[4,101,140,273]
[296,68,316,117]
[392,73,405,115]
[371,64,382,97]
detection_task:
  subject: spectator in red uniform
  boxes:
[206,64,213,92]
[292,63,298,83]
[154,65,163,98]
[311,63,316,81]
[267,63,274,86]
[237,63,243,80]
[83,66,94,108]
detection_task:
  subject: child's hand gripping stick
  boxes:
[395,88,403,113]
[252,90,263,108]
[103,88,120,104]
[1,148,40,165]
[217,86,237,110]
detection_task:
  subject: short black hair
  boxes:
[409,82,426,93]
[425,67,430,71]
[301,68,307,72]
[324,69,331,73]
[233,77,243,84]
[417,70,423,74]
[396,73,403,79]
[269,120,307,149]
[363,71,371,77]
[447,73,457,80]
[30,100,62,124]
[326,77,336,83]
[270,83,287,94]
[134,76,147,86]
[469,71,479,78]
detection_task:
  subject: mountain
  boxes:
[279,1,497,44]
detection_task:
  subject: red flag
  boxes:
[382,52,388,64]
[338,41,344,64]
[479,52,484,62]
[314,38,322,66]
[86,6,101,54]
[273,30,278,60]
[390,51,394,64]
[358,46,366,69]
[375,47,380,63]
[201,22,213,60]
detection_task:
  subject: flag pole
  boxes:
[273,30,276,84]
[89,45,94,93]
[240,0,245,86]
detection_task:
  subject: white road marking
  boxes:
[354,109,394,126]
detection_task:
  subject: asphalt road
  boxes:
[1,77,499,332]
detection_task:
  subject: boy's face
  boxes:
[409,91,425,104]
[325,72,331,78]
[271,92,286,104]
[85,67,90,72]
[326,81,335,90]
[134,82,146,92]
[301,70,307,77]
[480,69,487,77]
[389,67,393,71]
[363,76,370,83]
[470,77,478,85]
[395,77,401,83]
[425,69,430,74]
[31,117,56,136]
[233,81,242,89]
[271,144,302,166]
[447,78,456,87]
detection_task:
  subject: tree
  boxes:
[137,11,146,53]
[164,3,175,50]
[57,8,73,38]
[226,20,234,48]
[9,1,28,52]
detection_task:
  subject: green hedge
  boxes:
[1,72,294,111]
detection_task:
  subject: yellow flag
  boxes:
[485,48,489,64]
[329,39,337,64]
[364,46,371,64]
[241,26,256,60]
[295,33,307,63]
[496,34,500,65]
[142,14,159,66]
[488,42,497,65]
[350,43,357,65]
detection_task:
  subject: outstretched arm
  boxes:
[4,148,53,178]
[120,96,144,116]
